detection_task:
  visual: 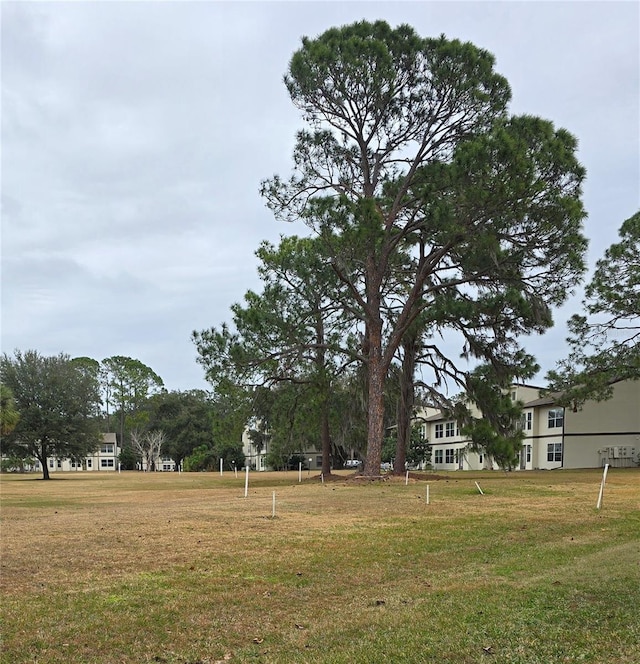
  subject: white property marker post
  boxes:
[475,481,484,495]
[596,463,610,509]
[244,466,249,498]
[298,462,302,484]
[405,470,409,485]
[220,458,223,476]
[426,484,430,505]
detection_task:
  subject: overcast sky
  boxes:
[2,1,638,392]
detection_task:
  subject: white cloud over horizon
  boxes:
[2,1,638,392]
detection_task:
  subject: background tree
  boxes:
[252,381,316,470]
[406,425,432,469]
[262,21,587,475]
[117,441,139,470]
[383,423,432,469]
[183,444,216,472]
[101,356,164,466]
[71,357,105,429]
[459,364,526,470]
[209,386,250,469]
[1,384,20,437]
[0,350,102,479]
[328,367,370,465]
[392,322,421,475]
[145,390,213,471]
[548,211,640,407]
[212,438,246,471]
[131,429,165,472]
[194,236,355,475]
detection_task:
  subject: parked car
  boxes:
[345,459,361,468]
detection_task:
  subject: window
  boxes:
[435,423,444,439]
[434,449,443,464]
[49,459,54,468]
[57,459,62,468]
[420,424,427,440]
[547,443,562,462]
[526,446,532,463]
[100,459,115,468]
[87,459,92,468]
[445,449,455,464]
[445,422,455,438]
[100,444,114,454]
[479,454,484,464]
[521,412,532,431]
[162,464,172,472]
[548,408,564,428]
[316,456,322,466]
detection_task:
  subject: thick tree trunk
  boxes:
[394,333,417,475]
[38,441,51,480]
[395,401,409,476]
[120,411,125,458]
[363,318,386,476]
[41,454,50,480]
[320,401,332,476]
[314,312,333,477]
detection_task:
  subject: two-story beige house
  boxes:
[562,379,638,468]
[423,379,639,471]
[241,427,324,471]
[422,384,541,471]
[29,433,121,473]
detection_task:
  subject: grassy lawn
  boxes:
[1,468,639,663]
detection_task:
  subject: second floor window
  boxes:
[100,444,114,454]
[435,423,444,439]
[445,421,455,437]
[548,409,564,429]
[520,412,532,431]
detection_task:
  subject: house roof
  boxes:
[420,382,573,422]
[424,412,448,422]
[522,393,560,408]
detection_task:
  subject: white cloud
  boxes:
[2,1,638,391]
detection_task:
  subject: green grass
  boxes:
[1,469,639,663]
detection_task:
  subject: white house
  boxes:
[559,379,638,469]
[423,384,540,471]
[422,379,639,471]
[241,426,324,471]
[29,433,121,473]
